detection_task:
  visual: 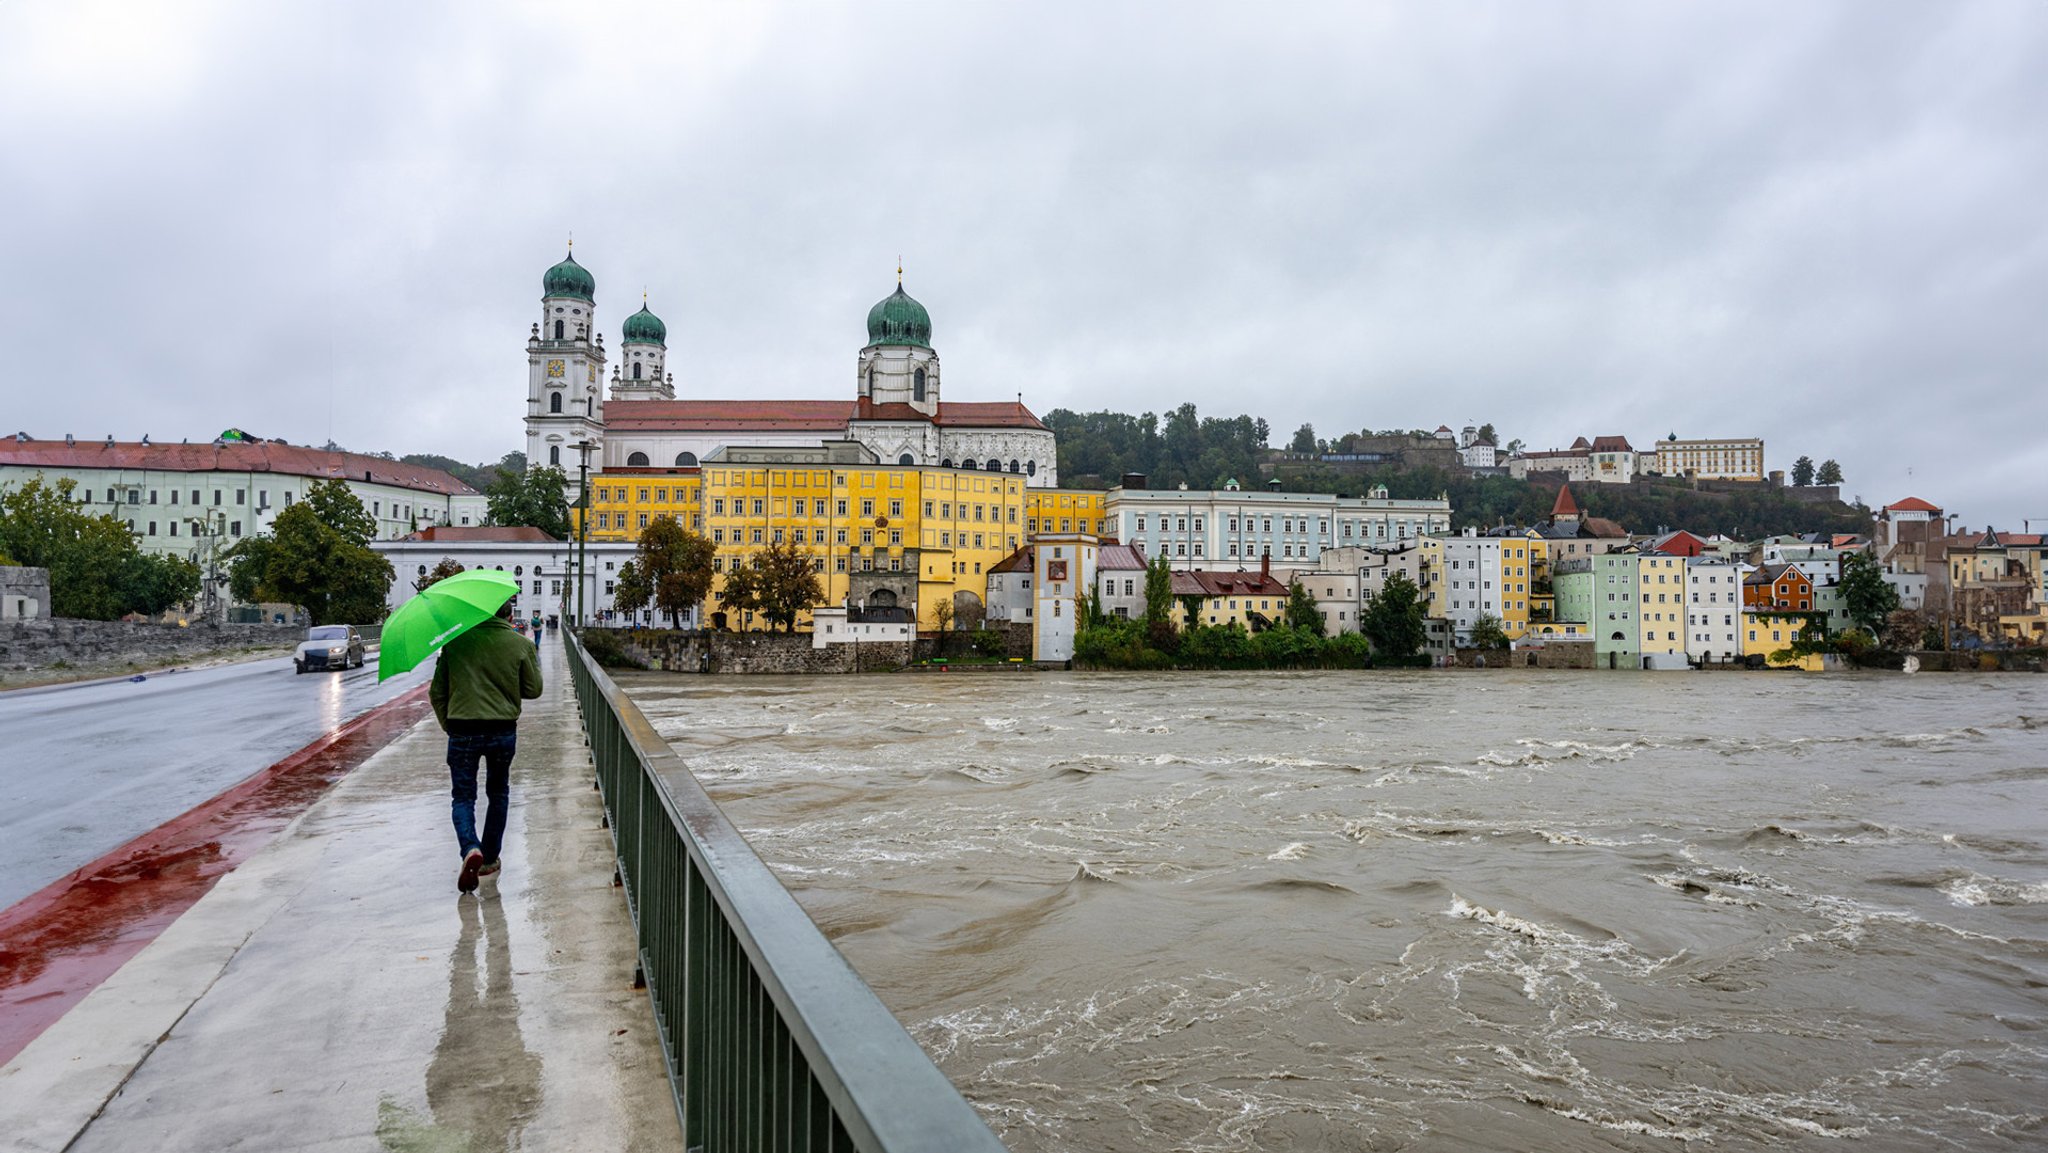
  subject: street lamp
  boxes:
[575,439,593,629]
[185,510,229,624]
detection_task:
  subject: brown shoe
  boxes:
[457,849,485,893]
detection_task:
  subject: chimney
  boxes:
[65,432,75,445]
[1120,472,1146,490]
[1261,552,1271,581]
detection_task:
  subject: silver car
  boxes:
[294,624,365,673]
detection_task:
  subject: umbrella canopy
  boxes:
[378,569,520,682]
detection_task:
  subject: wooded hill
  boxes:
[1049,406,1871,540]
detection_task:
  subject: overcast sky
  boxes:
[3,2,2043,529]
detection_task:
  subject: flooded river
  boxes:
[622,670,2048,1152]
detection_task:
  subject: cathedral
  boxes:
[520,248,1059,493]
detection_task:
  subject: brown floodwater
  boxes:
[621,669,2048,1152]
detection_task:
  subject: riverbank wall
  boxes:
[0,618,305,683]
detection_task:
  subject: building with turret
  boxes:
[521,250,1059,496]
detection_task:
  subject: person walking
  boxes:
[431,599,543,893]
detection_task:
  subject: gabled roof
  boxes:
[1570,436,1592,451]
[1884,496,1942,513]
[1580,516,1629,539]
[1169,569,1289,598]
[1589,435,1634,453]
[987,547,1034,575]
[1095,543,1150,571]
[604,397,1047,432]
[402,526,558,543]
[0,439,477,495]
[1747,563,1808,584]
[1551,485,1580,518]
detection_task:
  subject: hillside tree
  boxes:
[1817,459,1844,485]
[1362,571,1428,660]
[1791,456,1816,487]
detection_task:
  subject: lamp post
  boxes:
[575,439,592,629]
[185,510,228,624]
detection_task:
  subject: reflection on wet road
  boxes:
[0,653,432,908]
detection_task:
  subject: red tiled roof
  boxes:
[605,400,854,432]
[1096,543,1149,571]
[403,526,559,543]
[1589,435,1635,453]
[932,401,1046,430]
[1570,436,1592,451]
[599,397,1047,432]
[1551,485,1580,518]
[987,547,1034,574]
[0,439,476,494]
[1170,569,1288,597]
[1580,516,1629,539]
[1884,496,1942,513]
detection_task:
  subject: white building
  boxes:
[372,527,656,628]
[1031,536,1098,662]
[1107,481,1450,568]
[520,250,1059,492]
[1458,425,1498,469]
[1685,558,1753,663]
[809,607,914,647]
[1092,543,1151,621]
[1649,436,1765,481]
[1272,563,1362,635]
[1429,531,1507,647]
[984,547,1035,624]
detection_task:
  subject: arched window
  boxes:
[1009,459,1020,473]
[549,445,560,466]
[941,458,954,468]
[898,453,914,466]
[986,458,1001,472]
[514,565,523,576]
[549,391,562,413]
[627,451,650,466]
[1026,460,1037,477]
[913,367,926,402]
[866,366,875,393]
[633,363,642,380]
[417,565,426,576]
[553,320,564,340]
[675,451,698,467]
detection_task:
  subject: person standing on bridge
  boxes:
[430,599,543,893]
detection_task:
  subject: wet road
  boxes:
[0,653,432,909]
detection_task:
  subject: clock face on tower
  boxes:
[547,359,566,378]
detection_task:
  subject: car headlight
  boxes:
[329,646,346,656]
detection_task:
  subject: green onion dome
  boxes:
[542,250,595,302]
[865,283,932,348]
[622,303,666,345]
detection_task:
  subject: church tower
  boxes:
[609,297,674,401]
[856,273,940,418]
[524,247,608,497]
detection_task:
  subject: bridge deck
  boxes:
[0,639,681,1151]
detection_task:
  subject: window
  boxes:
[231,521,242,536]
[899,453,914,466]
[913,367,927,401]
[626,451,650,466]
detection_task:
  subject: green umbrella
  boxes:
[378,568,521,682]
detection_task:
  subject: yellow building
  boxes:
[1026,488,1108,539]
[1166,567,1293,630]
[579,460,1027,631]
[1742,611,1824,670]
[1636,554,1687,657]
[1499,536,1534,640]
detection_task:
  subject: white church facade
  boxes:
[521,250,1058,495]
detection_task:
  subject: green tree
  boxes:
[304,479,377,544]
[1468,613,1510,650]
[484,466,572,539]
[1838,550,1900,635]
[1289,424,1318,454]
[745,538,824,632]
[415,556,464,592]
[716,557,758,628]
[0,475,189,619]
[613,560,650,618]
[1143,553,1173,627]
[630,516,716,627]
[1791,456,1815,487]
[1477,422,1496,445]
[225,503,393,625]
[1362,571,1428,660]
[1283,579,1324,635]
[1816,459,1844,486]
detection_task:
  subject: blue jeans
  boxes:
[447,730,517,861]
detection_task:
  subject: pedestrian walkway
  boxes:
[0,638,681,1151]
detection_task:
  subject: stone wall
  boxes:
[606,628,921,674]
[0,618,306,677]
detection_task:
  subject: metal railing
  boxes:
[565,629,1008,1153]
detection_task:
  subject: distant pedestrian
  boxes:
[431,600,543,893]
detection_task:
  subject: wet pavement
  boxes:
[0,650,432,909]
[0,639,681,1151]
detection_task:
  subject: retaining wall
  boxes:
[0,618,306,675]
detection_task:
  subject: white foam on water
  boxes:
[1267,842,1311,861]
[1939,873,2048,907]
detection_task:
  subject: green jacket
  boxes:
[430,616,543,729]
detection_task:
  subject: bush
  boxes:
[577,627,642,669]
[970,629,1008,658]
